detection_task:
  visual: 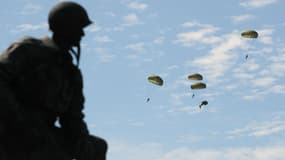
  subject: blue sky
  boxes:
[1,0,285,159]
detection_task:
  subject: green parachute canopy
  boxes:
[191,82,206,90]
[188,73,203,80]
[148,74,163,86]
[241,30,258,38]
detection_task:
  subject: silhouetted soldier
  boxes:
[0,1,107,160]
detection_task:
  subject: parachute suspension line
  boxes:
[70,44,81,66]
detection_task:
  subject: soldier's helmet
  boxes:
[48,1,92,33]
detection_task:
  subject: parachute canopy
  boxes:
[241,30,258,38]
[188,73,203,80]
[148,74,163,86]
[191,82,206,90]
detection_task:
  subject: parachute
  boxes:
[190,82,206,90]
[199,100,208,108]
[188,73,203,80]
[147,74,163,86]
[241,30,258,38]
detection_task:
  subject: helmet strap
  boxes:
[70,44,81,67]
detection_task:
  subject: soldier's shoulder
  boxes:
[0,36,58,63]
[10,36,58,51]
[16,36,42,44]
[4,36,46,53]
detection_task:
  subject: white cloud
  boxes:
[270,50,285,62]
[11,23,48,33]
[267,49,285,77]
[176,134,204,143]
[94,36,113,42]
[160,147,285,160]
[190,34,246,83]
[242,84,285,99]
[109,140,285,160]
[258,29,274,45]
[153,36,165,44]
[240,0,279,8]
[251,77,276,87]
[231,14,255,23]
[167,65,179,70]
[128,2,148,10]
[105,11,116,17]
[109,141,163,160]
[175,26,221,46]
[93,47,115,63]
[234,72,255,80]
[233,59,260,74]
[98,53,115,63]
[126,42,145,52]
[86,25,101,33]
[126,54,139,60]
[181,21,215,28]
[228,117,285,137]
[170,92,193,106]
[269,85,285,94]
[21,4,42,15]
[122,13,142,26]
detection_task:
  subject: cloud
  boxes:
[269,63,285,76]
[126,42,145,52]
[231,14,255,23]
[94,36,113,42]
[175,25,221,46]
[167,65,179,70]
[160,147,285,160]
[251,77,276,87]
[257,29,274,45]
[153,36,165,44]
[234,59,260,73]
[109,141,163,160]
[86,25,101,33]
[20,3,42,15]
[181,21,216,28]
[268,50,285,77]
[242,85,285,100]
[176,134,204,143]
[93,47,115,63]
[105,11,116,17]
[190,33,247,83]
[240,0,279,8]
[227,114,285,137]
[127,2,148,10]
[98,53,116,63]
[108,140,285,160]
[122,13,142,26]
[170,92,193,106]
[11,23,48,33]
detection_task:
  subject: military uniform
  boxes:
[0,36,107,160]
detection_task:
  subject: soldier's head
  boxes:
[48,1,92,48]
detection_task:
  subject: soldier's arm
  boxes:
[59,69,89,140]
[0,43,30,128]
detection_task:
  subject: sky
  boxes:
[1,0,285,159]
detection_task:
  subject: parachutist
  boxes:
[199,100,208,109]
[245,54,248,60]
[146,98,150,102]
